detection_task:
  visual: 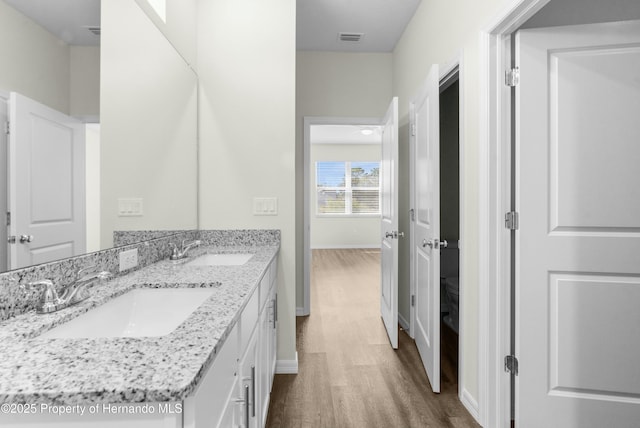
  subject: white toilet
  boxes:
[440,245,459,333]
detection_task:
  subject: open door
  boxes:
[9,92,86,269]
[515,21,640,427]
[410,64,441,392]
[380,97,399,349]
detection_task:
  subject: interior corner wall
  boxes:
[70,46,100,119]
[0,0,70,114]
[295,51,393,308]
[197,0,297,361]
[392,0,507,408]
[101,0,198,248]
[135,0,198,66]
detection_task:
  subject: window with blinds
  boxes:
[316,161,380,216]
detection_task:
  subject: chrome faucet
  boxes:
[169,240,201,260]
[25,266,113,314]
[24,280,64,314]
[60,266,113,306]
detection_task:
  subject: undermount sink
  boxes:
[39,288,215,339]
[186,253,253,266]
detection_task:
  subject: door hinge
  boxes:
[411,294,415,307]
[505,211,519,230]
[505,67,519,87]
[505,355,519,375]
[6,211,10,226]
[409,208,415,222]
[4,121,9,136]
[410,123,416,136]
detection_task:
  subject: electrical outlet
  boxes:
[119,248,138,272]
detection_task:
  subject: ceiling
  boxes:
[5,0,421,51]
[311,125,382,145]
[297,0,422,52]
[4,0,100,46]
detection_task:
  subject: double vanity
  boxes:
[0,233,279,428]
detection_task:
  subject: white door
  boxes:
[516,20,640,427]
[380,97,399,349]
[0,92,9,272]
[410,64,441,392]
[9,92,86,269]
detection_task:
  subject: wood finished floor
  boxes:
[266,249,480,428]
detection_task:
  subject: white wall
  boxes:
[392,0,508,409]
[296,51,393,308]
[0,0,70,114]
[101,0,198,247]
[310,143,381,249]
[197,0,297,362]
[70,46,100,120]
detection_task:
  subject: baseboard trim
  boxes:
[310,244,381,250]
[460,388,481,424]
[398,312,410,333]
[275,352,299,374]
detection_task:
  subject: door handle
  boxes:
[422,239,447,249]
[385,231,405,239]
[19,235,34,243]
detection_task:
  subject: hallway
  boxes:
[266,249,480,427]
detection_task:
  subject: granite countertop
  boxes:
[0,244,279,405]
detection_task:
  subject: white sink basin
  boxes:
[39,288,215,339]
[186,253,253,266]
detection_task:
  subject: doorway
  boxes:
[481,1,640,426]
[439,76,460,388]
[409,61,466,403]
[302,116,385,317]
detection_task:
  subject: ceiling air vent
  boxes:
[338,32,364,42]
[85,26,101,36]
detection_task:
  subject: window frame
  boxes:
[315,161,381,217]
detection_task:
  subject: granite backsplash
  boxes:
[0,229,280,321]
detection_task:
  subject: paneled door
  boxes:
[515,20,640,427]
[380,97,400,349]
[9,92,86,269]
[410,64,441,392]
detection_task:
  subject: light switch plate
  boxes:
[118,198,144,216]
[253,197,278,216]
[119,248,138,272]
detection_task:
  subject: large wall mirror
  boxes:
[0,0,198,272]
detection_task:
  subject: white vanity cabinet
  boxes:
[257,261,278,426]
[0,256,279,428]
[184,255,278,428]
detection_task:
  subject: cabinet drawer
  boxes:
[239,288,259,354]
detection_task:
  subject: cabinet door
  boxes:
[217,378,242,428]
[257,300,271,426]
[238,328,258,428]
[269,288,277,384]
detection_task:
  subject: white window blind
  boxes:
[316,161,380,216]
